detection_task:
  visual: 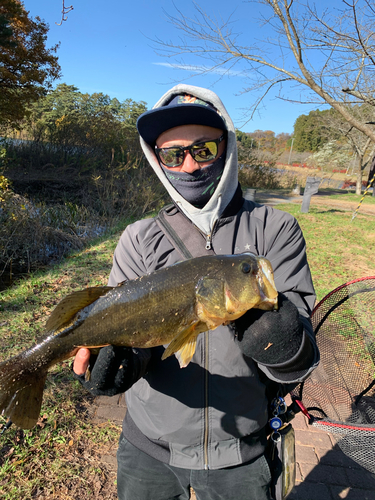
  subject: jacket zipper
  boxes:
[174,203,216,252]
[205,219,218,250]
[203,330,209,469]
[205,233,212,250]
[203,222,218,467]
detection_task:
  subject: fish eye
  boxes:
[241,262,251,274]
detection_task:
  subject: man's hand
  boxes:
[72,345,134,396]
[232,293,304,365]
[73,348,91,376]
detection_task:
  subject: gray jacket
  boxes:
[108,194,318,470]
[106,84,319,470]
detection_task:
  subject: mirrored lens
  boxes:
[159,148,185,167]
[191,141,217,162]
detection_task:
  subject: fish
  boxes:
[0,253,278,429]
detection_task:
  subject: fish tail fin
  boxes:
[0,353,48,429]
[161,323,201,368]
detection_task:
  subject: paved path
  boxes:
[91,394,375,499]
[289,404,375,499]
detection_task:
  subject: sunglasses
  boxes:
[155,134,225,168]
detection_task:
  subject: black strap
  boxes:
[155,205,215,259]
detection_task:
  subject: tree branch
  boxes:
[155,0,375,142]
[56,1,74,26]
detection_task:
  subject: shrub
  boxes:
[0,157,167,275]
[238,157,296,190]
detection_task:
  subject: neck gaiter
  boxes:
[160,154,226,208]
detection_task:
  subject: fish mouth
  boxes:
[256,258,278,309]
[257,288,278,310]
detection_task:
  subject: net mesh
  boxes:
[292,277,375,473]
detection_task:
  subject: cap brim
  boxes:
[137,104,226,145]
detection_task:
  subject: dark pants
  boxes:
[117,434,272,500]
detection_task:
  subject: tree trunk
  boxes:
[356,155,363,195]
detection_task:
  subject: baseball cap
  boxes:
[136,94,226,145]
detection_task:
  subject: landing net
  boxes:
[293,277,375,473]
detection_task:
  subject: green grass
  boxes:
[277,204,374,301]
[0,201,374,498]
[0,368,119,499]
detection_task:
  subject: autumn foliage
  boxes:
[0,0,61,127]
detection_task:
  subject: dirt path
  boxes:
[309,195,375,216]
[254,190,375,216]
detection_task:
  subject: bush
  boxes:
[238,158,296,190]
[0,178,85,272]
[0,86,170,275]
[0,157,168,274]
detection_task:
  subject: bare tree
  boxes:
[157,0,375,190]
[315,105,375,193]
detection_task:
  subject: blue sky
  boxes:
[23,0,329,135]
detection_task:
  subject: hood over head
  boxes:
[137,84,239,236]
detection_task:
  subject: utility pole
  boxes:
[288,138,295,165]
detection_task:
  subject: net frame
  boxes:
[292,277,375,473]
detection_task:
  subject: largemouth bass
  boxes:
[0,253,277,429]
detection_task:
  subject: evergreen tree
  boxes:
[293,109,339,152]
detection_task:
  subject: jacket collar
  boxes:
[220,184,244,218]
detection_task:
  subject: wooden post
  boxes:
[301,177,321,213]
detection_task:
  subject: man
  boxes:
[73,85,319,500]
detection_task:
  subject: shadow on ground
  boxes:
[290,443,375,500]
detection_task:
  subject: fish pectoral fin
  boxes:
[45,286,113,333]
[225,286,242,314]
[161,322,201,367]
[174,336,198,368]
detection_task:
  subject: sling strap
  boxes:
[155,204,216,259]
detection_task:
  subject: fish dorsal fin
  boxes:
[45,286,113,332]
[161,322,201,367]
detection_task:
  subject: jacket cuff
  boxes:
[257,330,319,383]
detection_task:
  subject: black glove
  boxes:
[232,293,303,365]
[72,345,134,396]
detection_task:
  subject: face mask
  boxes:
[160,153,226,208]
